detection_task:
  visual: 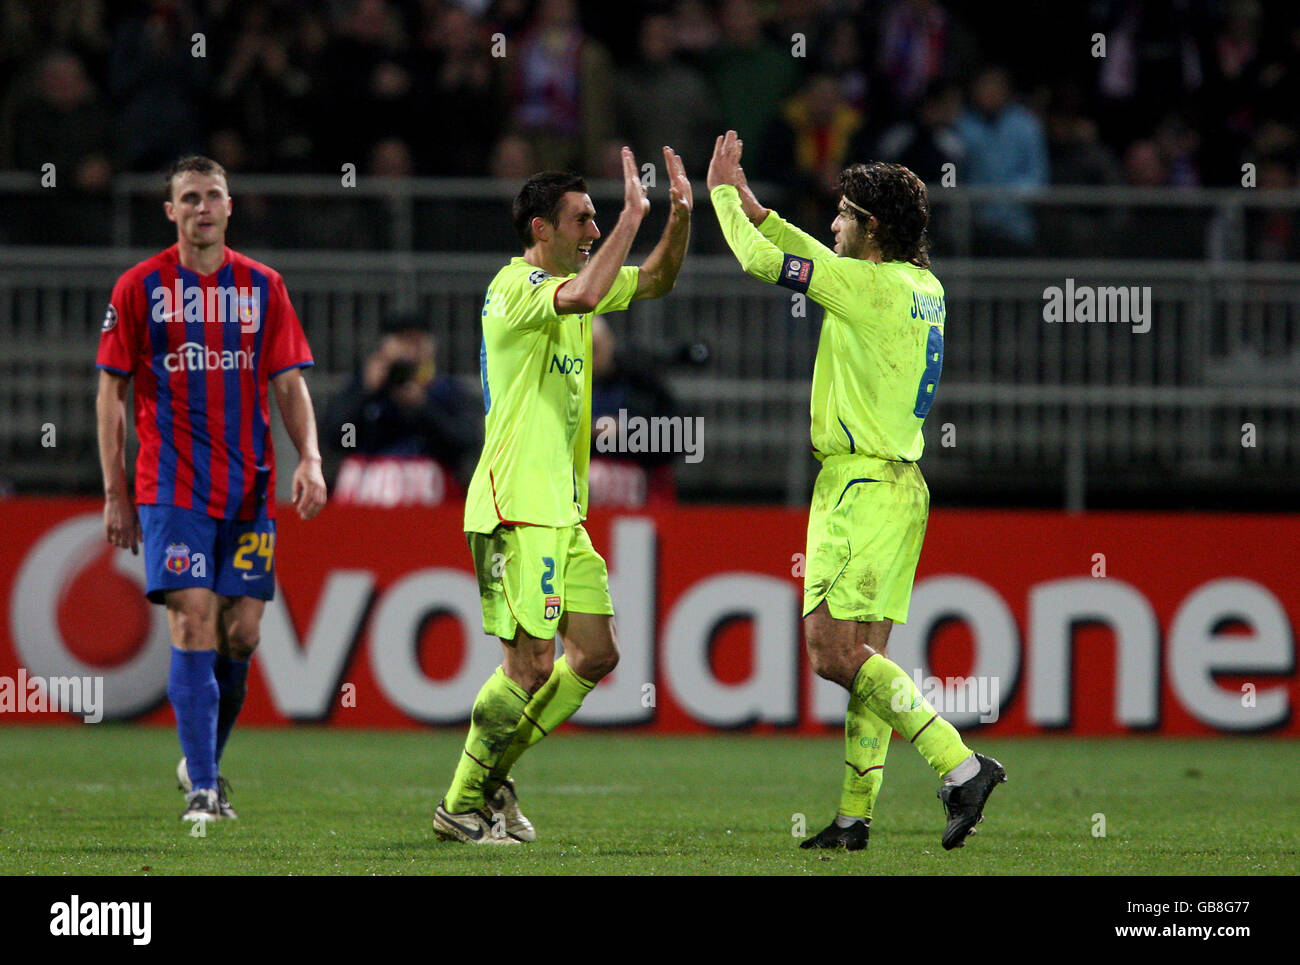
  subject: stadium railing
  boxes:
[1,240,1296,506]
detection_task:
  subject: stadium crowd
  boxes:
[3,1,1297,200]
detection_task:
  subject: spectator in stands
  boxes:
[212,6,315,172]
[315,0,412,169]
[672,0,722,61]
[1247,155,1300,262]
[508,0,614,172]
[1045,87,1120,187]
[1092,0,1208,151]
[10,50,110,190]
[322,312,480,507]
[1040,87,1122,255]
[1116,139,1203,258]
[6,50,111,244]
[370,137,415,178]
[868,81,965,186]
[107,1,208,170]
[817,17,870,114]
[615,13,717,179]
[956,66,1048,254]
[1154,112,1201,187]
[704,0,800,166]
[760,72,865,229]
[1123,139,1167,187]
[589,315,680,508]
[488,132,537,180]
[877,0,951,119]
[417,3,502,176]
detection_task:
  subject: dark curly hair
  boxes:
[838,162,931,268]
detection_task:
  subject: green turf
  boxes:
[1,726,1296,875]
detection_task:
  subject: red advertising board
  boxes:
[1,499,1296,735]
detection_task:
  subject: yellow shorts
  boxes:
[802,455,930,624]
[467,523,613,641]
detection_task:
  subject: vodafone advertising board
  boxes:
[1,500,1296,735]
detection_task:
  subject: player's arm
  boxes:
[271,367,327,520]
[755,209,836,261]
[633,146,692,301]
[708,131,862,316]
[96,369,140,553]
[726,152,835,261]
[555,146,648,314]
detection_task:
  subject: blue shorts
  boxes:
[140,504,276,604]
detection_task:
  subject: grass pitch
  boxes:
[1,725,1296,876]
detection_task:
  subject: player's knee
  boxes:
[505,645,554,694]
[520,663,553,694]
[224,626,259,661]
[581,644,619,682]
[805,637,841,683]
[169,607,217,651]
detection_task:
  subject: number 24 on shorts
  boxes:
[233,532,274,571]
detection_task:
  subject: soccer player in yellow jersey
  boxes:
[707,131,1006,852]
[434,146,693,844]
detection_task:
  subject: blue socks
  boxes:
[167,649,219,791]
[214,654,250,763]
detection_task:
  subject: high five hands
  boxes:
[707,130,745,191]
[664,146,693,217]
[707,130,768,225]
[622,145,693,219]
[621,146,650,219]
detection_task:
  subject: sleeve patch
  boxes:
[102,303,118,332]
[528,269,552,286]
[776,253,812,293]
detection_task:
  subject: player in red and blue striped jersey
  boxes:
[95,156,327,823]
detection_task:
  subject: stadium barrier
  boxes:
[2,499,1295,736]
[2,249,1298,505]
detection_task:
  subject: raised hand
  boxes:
[622,146,650,218]
[706,130,745,192]
[663,146,693,217]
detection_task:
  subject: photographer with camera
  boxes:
[322,313,480,506]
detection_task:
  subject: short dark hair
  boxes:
[838,162,931,268]
[512,172,588,248]
[165,156,229,201]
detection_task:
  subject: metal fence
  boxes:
[4,173,1300,261]
[1,244,1297,507]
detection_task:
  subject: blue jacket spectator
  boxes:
[956,67,1048,252]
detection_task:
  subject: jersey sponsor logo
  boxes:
[150,281,261,333]
[776,253,812,293]
[164,543,191,575]
[911,292,946,321]
[101,303,118,332]
[544,595,561,620]
[549,353,583,375]
[163,341,254,373]
[527,270,551,286]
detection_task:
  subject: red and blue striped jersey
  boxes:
[96,245,313,520]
